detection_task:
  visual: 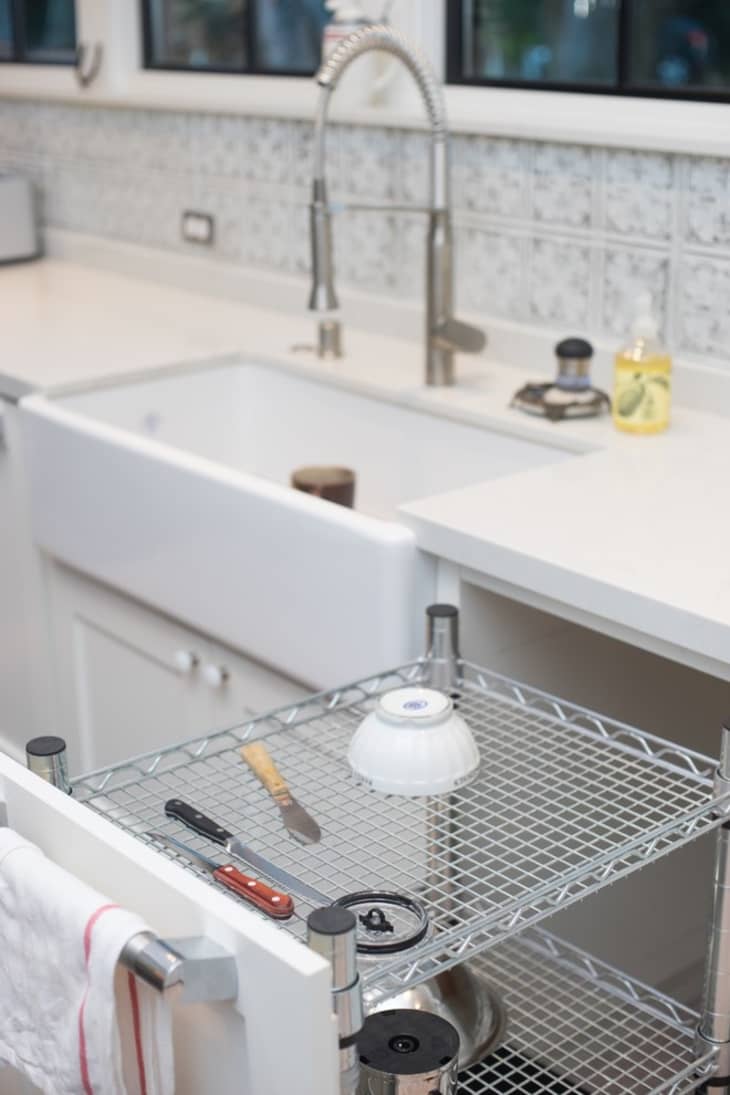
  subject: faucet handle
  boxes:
[432,318,487,356]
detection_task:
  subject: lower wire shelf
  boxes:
[462,928,716,1095]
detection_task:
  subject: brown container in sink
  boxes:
[291,465,356,509]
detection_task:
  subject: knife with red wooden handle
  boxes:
[146,831,295,920]
[164,798,331,907]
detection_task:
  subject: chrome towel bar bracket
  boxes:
[120,932,239,1003]
[23,738,238,1003]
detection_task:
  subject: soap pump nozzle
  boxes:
[631,292,660,341]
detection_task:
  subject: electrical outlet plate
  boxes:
[181,210,215,246]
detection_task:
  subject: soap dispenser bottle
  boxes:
[613,293,672,434]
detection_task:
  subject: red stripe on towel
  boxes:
[78,903,120,1095]
[127,971,148,1095]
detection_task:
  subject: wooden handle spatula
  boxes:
[240,742,322,845]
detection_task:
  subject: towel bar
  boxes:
[23,737,239,1004]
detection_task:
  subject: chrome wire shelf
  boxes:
[72,659,730,1010]
[461,927,716,1094]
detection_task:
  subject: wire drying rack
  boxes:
[463,927,716,1094]
[72,658,729,1012]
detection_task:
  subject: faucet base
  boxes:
[318,318,343,359]
[426,347,456,387]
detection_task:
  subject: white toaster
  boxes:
[0,175,39,263]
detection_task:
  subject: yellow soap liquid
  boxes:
[613,340,671,434]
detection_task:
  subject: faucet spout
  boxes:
[308,25,486,386]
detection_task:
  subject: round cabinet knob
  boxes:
[174,650,198,674]
[202,664,229,689]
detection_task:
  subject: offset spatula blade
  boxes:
[275,794,322,846]
[240,742,321,845]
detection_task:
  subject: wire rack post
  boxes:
[696,720,730,1092]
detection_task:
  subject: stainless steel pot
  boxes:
[335,891,506,1070]
[368,962,506,1071]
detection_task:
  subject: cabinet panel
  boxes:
[70,615,203,769]
[0,755,338,1095]
[46,563,306,774]
[201,641,308,733]
[0,405,52,762]
[47,563,208,772]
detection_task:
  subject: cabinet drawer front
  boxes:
[52,563,198,673]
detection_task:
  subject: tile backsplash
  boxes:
[1,99,729,367]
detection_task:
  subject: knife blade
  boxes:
[146,830,295,920]
[164,799,331,908]
[240,742,321,845]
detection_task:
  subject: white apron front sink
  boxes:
[21,358,570,687]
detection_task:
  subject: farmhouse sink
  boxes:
[21,358,572,687]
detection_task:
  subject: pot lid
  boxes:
[334,891,429,955]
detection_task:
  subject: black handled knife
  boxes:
[164,798,331,908]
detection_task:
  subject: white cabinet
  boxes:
[0,402,53,764]
[46,562,307,774]
[0,754,339,1095]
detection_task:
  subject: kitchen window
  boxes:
[0,0,77,63]
[447,0,730,101]
[142,0,330,76]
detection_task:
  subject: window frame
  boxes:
[446,0,730,104]
[140,0,321,79]
[0,0,728,160]
[0,0,78,66]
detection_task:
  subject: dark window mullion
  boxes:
[445,0,463,85]
[11,0,25,62]
[140,0,153,70]
[245,0,257,74]
[617,0,632,91]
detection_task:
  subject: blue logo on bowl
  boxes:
[403,699,428,711]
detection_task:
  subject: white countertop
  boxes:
[2,255,728,679]
[0,259,290,390]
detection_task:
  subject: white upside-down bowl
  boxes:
[348,686,480,797]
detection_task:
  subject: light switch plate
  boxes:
[181,210,215,246]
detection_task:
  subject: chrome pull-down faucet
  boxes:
[308,24,486,387]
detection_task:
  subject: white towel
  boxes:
[0,829,174,1095]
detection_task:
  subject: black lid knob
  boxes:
[555,337,594,359]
